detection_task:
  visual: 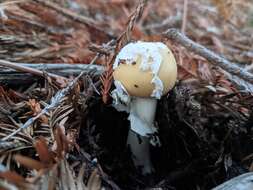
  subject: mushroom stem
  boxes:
[127,97,158,175]
[127,130,153,175]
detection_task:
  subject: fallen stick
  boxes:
[212,172,253,190]
[0,63,104,75]
[0,63,104,85]
[0,73,42,85]
[164,29,253,86]
[0,59,65,80]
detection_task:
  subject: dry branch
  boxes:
[181,0,188,33]
[164,29,253,85]
[0,59,64,80]
[0,63,104,85]
[0,63,104,75]
[213,172,253,190]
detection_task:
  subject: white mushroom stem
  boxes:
[127,97,158,175]
[127,130,153,175]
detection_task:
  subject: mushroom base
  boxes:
[127,129,154,175]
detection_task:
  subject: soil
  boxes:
[77,85,253,189]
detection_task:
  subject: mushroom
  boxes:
[111,41,177,175]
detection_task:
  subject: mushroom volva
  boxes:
[112,41,177,175]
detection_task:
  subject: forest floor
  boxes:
[0,0,253,189]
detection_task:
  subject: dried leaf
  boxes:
[54,127,69,158]
[34,137,54,164]
[14,155,46,171]
[0,171,25,184]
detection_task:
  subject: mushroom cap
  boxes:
[113,41,177,98]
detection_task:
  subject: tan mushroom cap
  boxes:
[113,45,177,98]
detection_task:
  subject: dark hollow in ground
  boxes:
[78,88,253,190]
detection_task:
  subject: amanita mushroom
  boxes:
[112,41,177,175]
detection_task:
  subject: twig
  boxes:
[1,57,99,141]
[32,0,96,25]
[125,0,148,42]
[80,149,121,190]
[181,0,188,33]
[0,63,104,75]
[117,0,148,46]
[213,172,253,190]
[0,59,65,80]
[32,0,113,37]
[143,13,182,32]
[163,29,253,85]
[0,63,104,85]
